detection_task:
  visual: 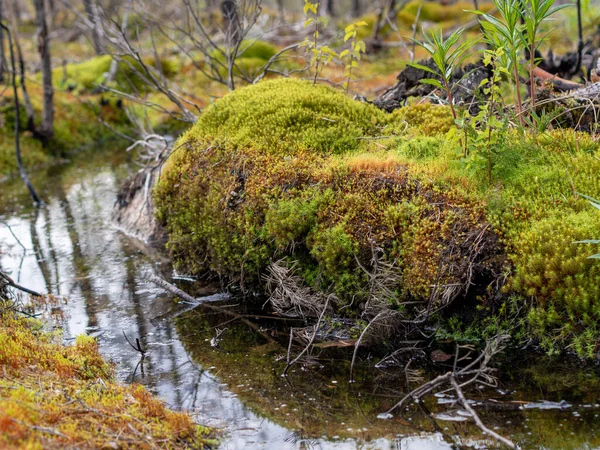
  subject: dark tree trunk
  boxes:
[1,23,43,205]
[8,9,36,131]
[34,0,54,142]
[0,0,5,83]
[83,0,103,54]
[352,0,361,18]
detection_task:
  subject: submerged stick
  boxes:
[145,273,277,344]
[450,376,516,449]
[145,273,229,304]
[282,295,331,376]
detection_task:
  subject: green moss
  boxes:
[183,78,387,154]
[210,39,279,79]
[155,77,600,357]
[392,103,454,135]
[56,55,178,93]
[397,0,494,26]
[0,133,48,177]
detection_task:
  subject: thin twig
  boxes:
[282,295,331,376]
[450,376,516,449]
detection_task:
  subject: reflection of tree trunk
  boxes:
[123,237,148,354]
[55,185,98,329]
[30,209,52,294]
[34,0,54,143]
[42,207,61,296]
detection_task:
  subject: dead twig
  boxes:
[450,376,516,449]
[282,295,331,376]
[122,331,146,356]
[0,271,42,297]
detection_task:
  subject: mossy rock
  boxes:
[154,78,504,313]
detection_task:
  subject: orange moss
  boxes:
[0,309,217,449]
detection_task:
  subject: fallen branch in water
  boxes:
[0,271,42,297]
[144,273,278,345]
[450,376,516,449]
[145,273,229,304]
[385,334,515,449]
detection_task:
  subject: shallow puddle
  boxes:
[1,146,599,449]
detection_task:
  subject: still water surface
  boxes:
[0,147,599,449]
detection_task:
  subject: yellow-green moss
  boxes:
[155,79,502,309]
[392,103,454,135]
[182,78,387,154]
[0,309,217,449]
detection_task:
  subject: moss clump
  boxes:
[0,308,217,449]
[56,55,178,93]
[155,77,600,357]
[155,78,503,311]
[183,78,387,154]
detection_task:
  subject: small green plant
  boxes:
[575,193,600,259]
[340,20,368,93]
[521,0,571,109]
[301,0,338,84]
[409,27,479,121]
[474,0,527,125]
[463,47,509,182]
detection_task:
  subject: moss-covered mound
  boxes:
[154,79,503,316]
[155,78,600,357]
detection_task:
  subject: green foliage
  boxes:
[473,0,527,121]
[521,0,571,106]
[409,28,479,120]
[340,21,368,93]
[301,0,338,83]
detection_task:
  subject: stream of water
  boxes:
[0,146,599,449]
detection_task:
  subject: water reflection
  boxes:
[0,149,418,449]
[1,149,599,450]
